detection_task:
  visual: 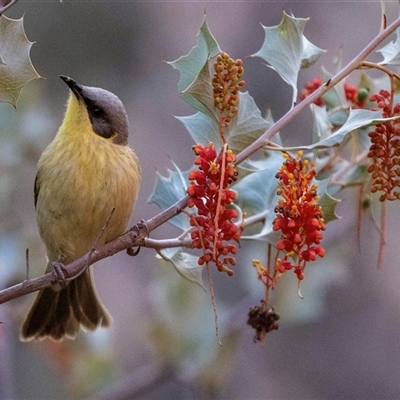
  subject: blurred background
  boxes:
[1,1,400,399]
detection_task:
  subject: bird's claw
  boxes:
[50,256,68,288]
[126,220,148,257]
[127,246,140,257]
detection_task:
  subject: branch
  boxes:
[0,206,268,305]
[0,222,148,304]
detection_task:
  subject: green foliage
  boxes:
[316,179,341,224]
[233,154,282,243]
[176,91,270,153]
[0,15,41,107]
[377,26,400,65]
[157,248,206,290]
[275,109,397,151]
[168,14,220,116]
[253,11,325,105]
[148,165,191,231]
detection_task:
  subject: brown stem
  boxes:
[378,200,387,269]
[358,61,400,83]
[212,143,228,261]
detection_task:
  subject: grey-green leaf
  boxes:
[316,178,341,224]
[226,92,271,153]
[272,109,396,152]
[168,14,220,99]
[175,112,220,147]
[148,167,191,231]
[253,11,325,105]
[176,92,270,153]
[311,103,332,144]
[377,26,400,65]
[234,153,283,243]
[158,248,206,290]
[0,15,41,106]
[182,58,217,119]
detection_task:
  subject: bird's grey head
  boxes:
[60,75,129,145]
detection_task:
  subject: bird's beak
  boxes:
[59,75,84,100]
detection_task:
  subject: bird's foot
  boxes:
[127,220,148,257]
[50,255,68,288]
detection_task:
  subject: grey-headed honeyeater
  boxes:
[20,76,140,341]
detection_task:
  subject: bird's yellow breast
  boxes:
[35,99,140,264]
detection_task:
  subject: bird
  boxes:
[20,75,141,341]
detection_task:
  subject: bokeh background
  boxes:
[1,1,400,399]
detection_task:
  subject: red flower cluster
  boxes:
[300,77,325,106]
[187,143,241,275]
[272,152,326,280]
[300,77,367,108]
[368,90,400,201]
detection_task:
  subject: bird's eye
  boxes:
[91,107,104,118]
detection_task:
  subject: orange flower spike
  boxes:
[273,151,326,281]
[213,52,245,141]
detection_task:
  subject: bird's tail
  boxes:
[20,267,111,341]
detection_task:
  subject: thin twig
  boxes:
[213,143,228,261]
[356,185,364,254]
[358,61,400,82]
[205,262,222,346]
[378,200,387,269]
[265,244,272,305]
[25,248,29,281]
[0,0,19,15]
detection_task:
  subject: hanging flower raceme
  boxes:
[273,151,326,281]
[187,143,241,275]
[367,90,400,201]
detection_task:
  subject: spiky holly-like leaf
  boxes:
[0,15,41,107]
[316,178,341,224]
[168,14,220,115]
[182,58,216,120]
[269,109,397,152]
[226,92,271,152]
[176,92,270,153]
[377,26,400,65]
[157,248,206,290]
[148,164,191,231]
[311,104,332,144]
[253,11,325,105]
[234,153,283,244]
[175,112,219,149]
